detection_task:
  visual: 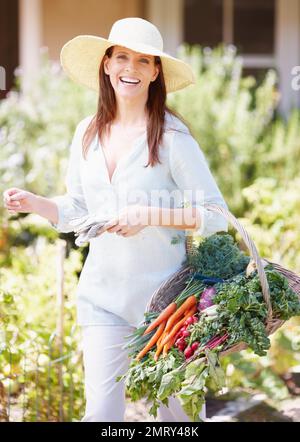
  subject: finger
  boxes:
[107,226,120,233]
[106,218,118,227]
[3,188,21,199]
[5,199,21,206]
[6,202,21,209]
[3,193,12,203]
[10,192,26,201]
[104,220,119,231]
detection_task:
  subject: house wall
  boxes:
[146,0,183,56]
[42,0,145,59]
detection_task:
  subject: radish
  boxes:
[175,336,185,345]
[191,341,199,351]
[192,315,198,323]
[184,346,194,359]
[184,317,194,326]
[177,342,186,352]
[178,343,186,352]
[176,337,187,351]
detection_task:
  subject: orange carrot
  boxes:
[154,346,163,361]
[136,320,166,361]
[162,335,177,357]
[143,302,177,335]
[164,295,197,334]
[154,329,169,361]
[156,331,165,347]
[160,305,197,347]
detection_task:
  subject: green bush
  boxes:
[0,239,85,421]
[0,54,97,214]
[239,176,300,272]
[167,43,280,215]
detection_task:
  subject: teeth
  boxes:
[120,77,140,84]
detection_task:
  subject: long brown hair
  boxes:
[82,46,190,167]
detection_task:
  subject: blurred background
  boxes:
[2,0,300,114]
[0,0,299,422]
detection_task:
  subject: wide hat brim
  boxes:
[60,35,196,93]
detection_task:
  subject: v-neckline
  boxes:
[97,131,147,185]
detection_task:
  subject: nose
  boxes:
[124,58,139,73]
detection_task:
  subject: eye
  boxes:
[116,54,150,63]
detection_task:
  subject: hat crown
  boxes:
[108,17,164,52]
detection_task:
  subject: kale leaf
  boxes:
[187,233,250,279]
[212,267,300,356]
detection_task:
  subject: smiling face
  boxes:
[103,45,160,101]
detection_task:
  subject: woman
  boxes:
[3,17,228,421]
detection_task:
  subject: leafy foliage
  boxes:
[210,268,300,356]
[118,347,222,422]
[0,240,85,421]
[240,177,300,272]
[0,54,96,219]
[187,232,250,279]
[167,44,280,215]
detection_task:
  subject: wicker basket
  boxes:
[145,204,300,357]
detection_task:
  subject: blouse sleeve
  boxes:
[49,116,92,233]
[169,130,229,238]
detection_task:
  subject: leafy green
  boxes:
[176,352,224,421]
[205,350,226,391]
[157,367,185,401]
[212,267,300,356]
[187,233,250,279]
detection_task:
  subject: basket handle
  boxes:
[188,203,273,321]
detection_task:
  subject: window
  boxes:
[184,0,223,47]
[234,0,275,54]
[183,0,275,54]
[0,0,19,99]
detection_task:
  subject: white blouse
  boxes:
[50,112,228,328]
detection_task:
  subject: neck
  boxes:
[115,95,148,127]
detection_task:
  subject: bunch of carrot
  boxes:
[135,294,198,361]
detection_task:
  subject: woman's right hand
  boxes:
[3,188,39,215]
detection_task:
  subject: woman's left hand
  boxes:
[102,205,149,237]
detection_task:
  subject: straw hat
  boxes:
[60,17,195,93]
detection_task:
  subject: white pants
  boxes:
[80,324,206,422]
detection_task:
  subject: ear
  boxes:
[103,55,110,75]
[152,65,160,82]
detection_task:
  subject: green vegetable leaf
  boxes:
[157,367,185,401]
